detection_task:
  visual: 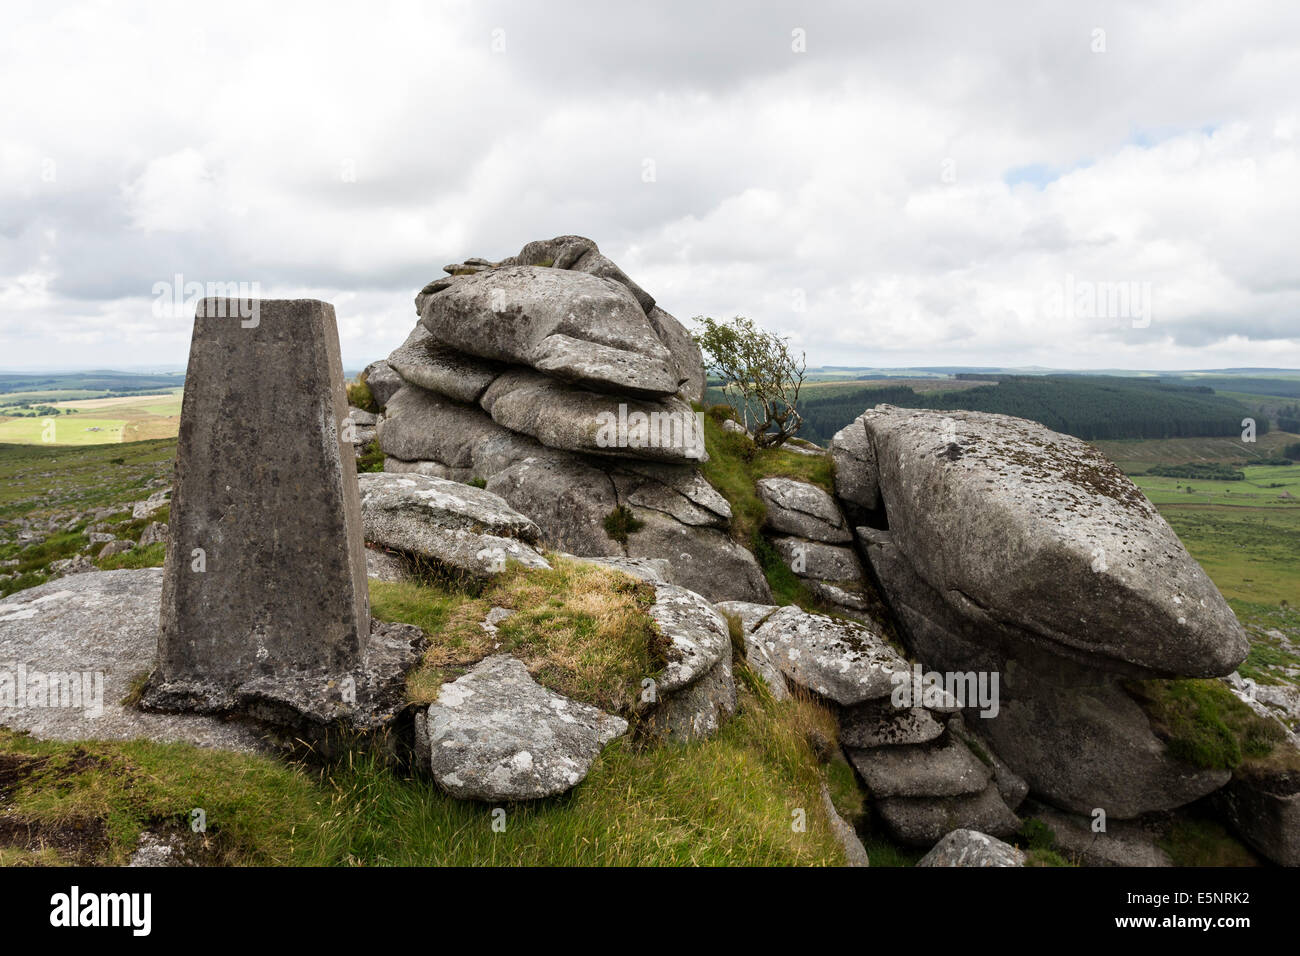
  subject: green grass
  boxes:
[1127,678,1295,772]
[697,406,834,547]
[1158,816,1261,867]
[372,557,668,714]
[0,417,128,444]
[0,682,852,866]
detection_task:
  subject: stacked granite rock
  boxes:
[829,406,1295,862]
[363,235,770,604]
[755,476,879,621]
[717,598,1027,845]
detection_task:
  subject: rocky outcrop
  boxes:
[639,584,738,740]
[837,406,1250,822]
[374,237,768,602]
[916,829,1025,867]
[415,655,627,800]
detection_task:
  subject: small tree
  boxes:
[692,315,806,448]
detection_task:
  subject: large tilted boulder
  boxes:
[846,406,1248,678]
[415,655,627,800]
[837,405,1252,822]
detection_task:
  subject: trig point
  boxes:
[143,298,418,730]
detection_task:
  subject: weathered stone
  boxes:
[625,511,772,604]
[859,405,1248,677]
[562,554,674,585]
[848,735,992,798]
[386,324,502,404]
[131,488,171,520]
[0,570,262,751]
[417,655,627,801]
[770,536,865,585]
[749,606,907,705]
[364,547,410,583]
[479,369,706,463]
[947,716,1029,811]
[138,521,168,548]
[977,661,1231,819]
[419,265,679,396]
[916,828,1025,867]
[383,457,457,480]
[646,306,705,403]
[1213,767,1300,866]
[378,385,518,471]
[756,477,851,543]
[613,462,731,527]
[361,360,404,409]
[98,539,135,558]
[644,648,737,741]
[821,782,870,867]
[649,583,731,694]
[839,698,947,748]
[487,456,623,557]
[1027,804,1173,867]
[876,784,1021,846]
[358,472,549,578]
[145,299,385,725]
[830,414,879,514]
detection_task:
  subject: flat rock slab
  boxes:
[358,472,550,578]
[876,784,1021,846]
[417,655,627,801]
[756,477,851,543]
[840,699,947,748]
[0,571,262,752]
[749,605,908,705]
[480,369,706,463]
[847,735,992,798]
[916,828,1025,867]
[386,324,502,405]
[860,405,1247,677]
[770,536,865,585]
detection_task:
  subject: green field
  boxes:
[1093,431,1299,473]
[0,388,183,445]
[0,416,128,444]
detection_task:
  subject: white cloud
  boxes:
[0,0,1297,370]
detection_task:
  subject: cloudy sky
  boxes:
[2,0,1298,371]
